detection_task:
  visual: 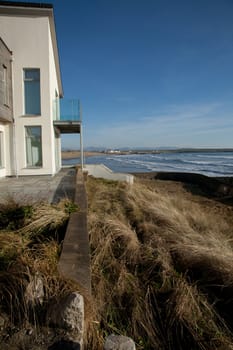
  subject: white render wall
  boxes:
[0,123,6,177]
[48,25,62,171]
[0,122,14,177]
[0,14,61,176]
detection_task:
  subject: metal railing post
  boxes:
[79,100,84,170]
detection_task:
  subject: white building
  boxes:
[0,1,82,178]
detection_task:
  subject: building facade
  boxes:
[0,1,81,178]
[0,36,14,177]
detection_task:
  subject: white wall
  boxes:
[0,122,14,177]
[0,14,60,176]
[48,25,62,173]
[0,123,6,177]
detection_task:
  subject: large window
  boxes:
[0,65,9,106]
[24,69,41,115]
[25,126,42,167]
[2,65,9,106]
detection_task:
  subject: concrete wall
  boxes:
[0,123,6,177]
[0,12,61,176]
[84,164,134,184]
[0,122,14,177]
[48,27,62,172]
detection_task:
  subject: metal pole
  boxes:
[79,100,84,170]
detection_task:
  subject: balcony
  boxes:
[53,99,81,134]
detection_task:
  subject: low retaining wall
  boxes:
[58,169,91,293]
[84,164,134,184]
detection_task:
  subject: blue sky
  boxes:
[23,0,233,148]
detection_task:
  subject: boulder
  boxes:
[104,334,136,350]
[47,292,84,336]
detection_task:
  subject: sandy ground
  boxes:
[61,151,102,159]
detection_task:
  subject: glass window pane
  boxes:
[0,65,9,106]
[25,126,42,167]
[24,69,41,115]
[24,69,40,81]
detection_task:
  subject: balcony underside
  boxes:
[53,120,81,134]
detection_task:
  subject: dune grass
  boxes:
[2,177,233,349]
[0,198,81,344]
[86,176,233,349]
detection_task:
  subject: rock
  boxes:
[47,292,84,336]
[0,314,7,329]
[25,274,44,305]
[104,334,136,350]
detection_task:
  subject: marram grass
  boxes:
[1,178,233,349]
[86,176,233,350]
[0,199,80,327]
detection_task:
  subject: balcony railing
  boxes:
[53,98,81,122]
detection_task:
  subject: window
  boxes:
[2,65,9,106]
[0,65,9,106]
[25,126,42,167]
[24,69,41,115]
[53,89,60,120]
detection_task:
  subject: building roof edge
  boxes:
[0,1,53,9]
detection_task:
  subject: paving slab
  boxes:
[0,167,76,204]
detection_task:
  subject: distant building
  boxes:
[0,1,82,178]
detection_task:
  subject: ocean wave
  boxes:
[63,152,233,177]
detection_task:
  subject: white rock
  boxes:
[104,334,136,350]
[48,292,84,335]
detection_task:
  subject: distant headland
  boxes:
[62,148,233,159]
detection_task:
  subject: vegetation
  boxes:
[1,176,233,349]
[0,199,80,348]
[86,176,233,349]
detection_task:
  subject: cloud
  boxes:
[84,101,233,148]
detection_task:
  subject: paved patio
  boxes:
[0,167,77,204]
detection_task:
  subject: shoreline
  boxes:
[62,151,102,159]
[62,151,233,180]
[62,148,233,160]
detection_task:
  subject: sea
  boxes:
[62,151,233,177]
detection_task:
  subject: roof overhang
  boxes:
[53,121,81,134]
[0,1,63,97]
[0,36,12,54]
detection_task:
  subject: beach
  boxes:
[62,150,233,177]
[62,150,102,159]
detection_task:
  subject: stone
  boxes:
[104,334,136,350]
[0,314,7,329]
[47,292,84,336]
[25,274,44,306]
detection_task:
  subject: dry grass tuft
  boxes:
[0,199,81,337]
[17,199,70,239]
[86,176,233,349]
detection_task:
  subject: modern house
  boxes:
[0,1,82,178]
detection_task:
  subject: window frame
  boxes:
[2,65,9,107]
